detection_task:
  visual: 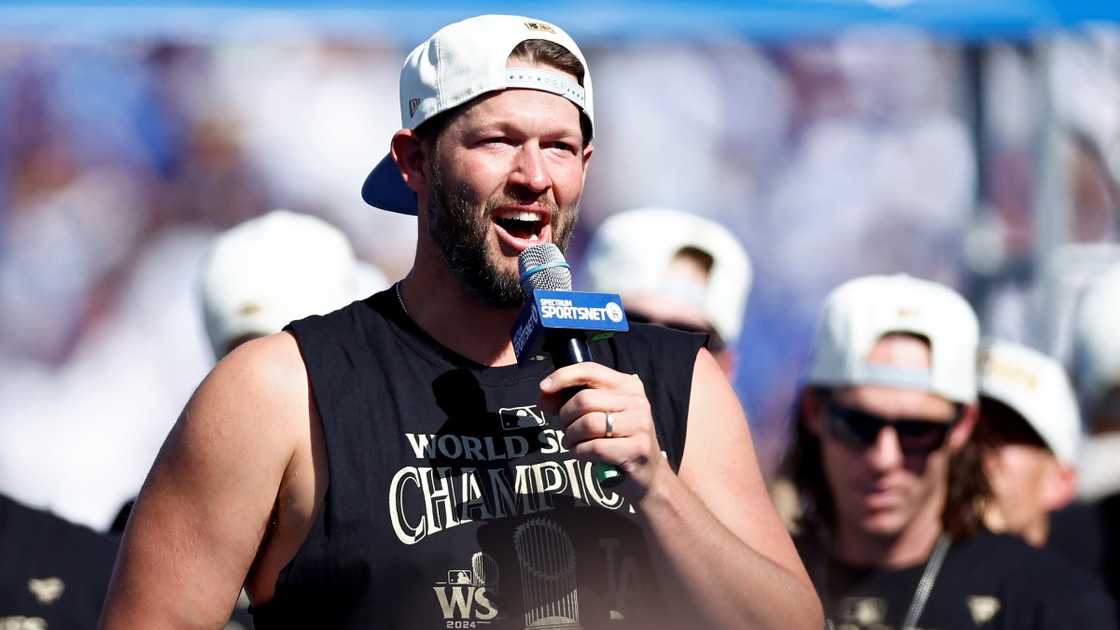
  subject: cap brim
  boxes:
[362,154,418,215]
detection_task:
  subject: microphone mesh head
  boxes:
[518,243,572,293]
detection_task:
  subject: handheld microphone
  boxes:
[514,243,628,487]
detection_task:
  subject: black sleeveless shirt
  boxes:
[251,289,705,630]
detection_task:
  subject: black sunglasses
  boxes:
[825,401,962,456]
[625,311,726,354]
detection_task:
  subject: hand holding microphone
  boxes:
[515,244,665,494]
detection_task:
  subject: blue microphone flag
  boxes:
[511,290,629,364]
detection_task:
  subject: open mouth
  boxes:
[493,209,548,243]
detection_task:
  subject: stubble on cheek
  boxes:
[426,160,524,307]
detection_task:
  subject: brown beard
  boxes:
[425,157,579,308]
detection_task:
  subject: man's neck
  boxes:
[833,508,945,569]
[398,265,522,367]
[1022,516,1049,548]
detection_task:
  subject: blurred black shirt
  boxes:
[0,493,118,629]
[1049,493,1120,626]
[797,528,1117,629]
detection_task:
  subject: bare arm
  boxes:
[642,348,821,629]
[542,348,822,630]
[99,333,312,629]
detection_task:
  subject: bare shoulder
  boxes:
[173,331,312,469]
[199,331,308,418]
[101,331,314,628]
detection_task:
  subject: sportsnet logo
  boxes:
[533,291,628,332]
[538,297,624,323]
[511,290,627,364]
[432,553,500,627]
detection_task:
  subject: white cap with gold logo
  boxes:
[807,274,980,404]
[978,339,1081,463]
[583,207,751,345]
[200,210,387,358]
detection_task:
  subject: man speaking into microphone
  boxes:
[101,14,820,630]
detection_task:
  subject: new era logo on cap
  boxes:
[980,350,1040,392]
[978,339,1080,463]
[524,21,557,33]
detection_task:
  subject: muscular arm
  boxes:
[639,348,822,629]
[543,348,822,630]
[99,333,315,629]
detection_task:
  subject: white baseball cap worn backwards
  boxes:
[200,210,388,358]
[362,14,595,215]
[807,274,980,404]
[978,339,1081,463]
[583,207,752,345]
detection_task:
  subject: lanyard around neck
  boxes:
[823,533,952,630]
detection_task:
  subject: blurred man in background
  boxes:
[1051,262,1120,612]
[1071,263,1120,502]
[783,273,1115,629]
[974,339,1080,547]
[582,206,751,377]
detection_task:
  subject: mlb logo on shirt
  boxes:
[448,570,473,585]
[498,406,547,431]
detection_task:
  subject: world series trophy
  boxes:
[513,517,582,629]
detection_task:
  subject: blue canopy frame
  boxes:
[0,1,1117,44]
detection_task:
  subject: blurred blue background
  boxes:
[0,1,1117,532]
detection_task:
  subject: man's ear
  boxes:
[801,388,824,437]
[579,141,594,186]
[1041,463,1078,512]
[391,129,428,194]
[948,404,978,452]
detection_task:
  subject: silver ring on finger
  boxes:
[604,411,615,439]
